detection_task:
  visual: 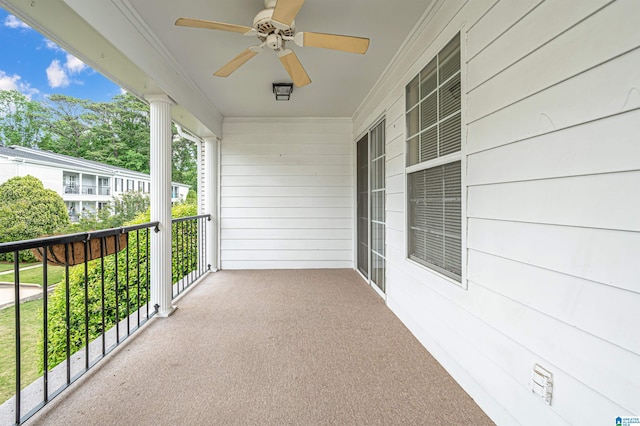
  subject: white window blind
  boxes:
[408,161,462,281]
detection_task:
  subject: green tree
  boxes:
[39,94,92,157]
[86,93,151,173]
[0,90,51,148]
[0,175,70,260]
[172,134,197,190]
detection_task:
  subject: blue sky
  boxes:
[0,8,123,102]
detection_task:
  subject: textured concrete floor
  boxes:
[26,269,494,426]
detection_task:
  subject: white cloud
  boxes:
[0,71,20,91]
[120,87,127,95]
[4,15,30,30]
[0,71,39,99]
[44,39,64,52]
[65,54,86,74]
[46,60,70,88]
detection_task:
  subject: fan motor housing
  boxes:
[253,8,295,41]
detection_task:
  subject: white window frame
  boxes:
[404,31,467,289]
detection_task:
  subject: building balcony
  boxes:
[64,185,111,197]
[7,269,493,425]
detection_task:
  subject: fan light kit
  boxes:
[273,83,294,101]
[175,0,370,88]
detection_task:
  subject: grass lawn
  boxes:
[0,263,39,273]
[0,265,66,286]
[0,299,43,404]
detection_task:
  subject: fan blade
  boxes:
[214,49,259,77]
[278,49,311,87]
[272,0,305,28]
[295,32,369,54]
[175,18,252,34]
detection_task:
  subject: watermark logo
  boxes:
[617,417,640,426]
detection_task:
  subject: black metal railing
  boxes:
[0,214,211,425]
[171,214,211,299]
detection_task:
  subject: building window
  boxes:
[126,179,135,191]
[99,177,110,195]
[171,186,178,198]
[115,178,123,192]
[146,182,151,193]
[406,34,462,282]
[138,181,145,192]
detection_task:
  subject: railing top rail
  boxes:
[0,221,160,254]
[171,214,211,224]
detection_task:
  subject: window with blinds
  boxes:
[408,161,461,281]
[406,34,462,282]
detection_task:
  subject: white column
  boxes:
[203,136,218,271]
[147,94,176,317]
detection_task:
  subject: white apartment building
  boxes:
[0,145,190,220]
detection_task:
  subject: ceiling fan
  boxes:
[175,0,370,88]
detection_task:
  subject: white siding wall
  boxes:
[0,160,62,193]
[354,0,640,424]
[220,118,353,269]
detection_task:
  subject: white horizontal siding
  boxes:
[220,118,352,270]
[468,218,640,293]
[221,197,351,208]
[222,154,353,166]
[468,0,640,123]
[221,186,352,198]
[221,250,351,262]
[467,48,640,154]
[221,240,352,251]
[466,0,542,59]
[223,218,352,230]
[467,109,640,184]
[468,172,640,231]
[468,250,640,355]
[221,228,350,241]
[467,0,612,90]
[220,207,352,219]
[221,165,352,176]
[222,260,353,269]
[221,175,350,187]
[353,0,640,423]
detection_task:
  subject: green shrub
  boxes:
[0,176,69,262]
[43,202,200,369]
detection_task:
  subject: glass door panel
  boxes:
[356,135,369,277]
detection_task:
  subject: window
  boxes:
[406,34,462,282]
[146,182,151,193]
[126,179,135,191]
[99,178,110,195]
[115,178,123,192]
[138,181,145,192]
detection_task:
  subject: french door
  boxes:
[356,119,386,293]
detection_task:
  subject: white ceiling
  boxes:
[125,0,431,118]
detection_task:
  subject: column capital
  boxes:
[145,94,176,105]
[203,136,219,144]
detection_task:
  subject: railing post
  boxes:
[147,94,176,317]
[203,136,218,271]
